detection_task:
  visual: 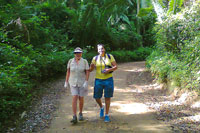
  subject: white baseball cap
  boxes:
[74,47,83,53]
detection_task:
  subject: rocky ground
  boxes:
[7,78,67,133]
[126,68,200,132]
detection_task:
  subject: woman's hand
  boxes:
[102,68,110,74]
[64,81,69,88]
[89,63,95,72]
[83,81,88,89]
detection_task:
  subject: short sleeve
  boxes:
[84,59,89,70]
[110,54,116,63]
[67,59,72,69]
[91,56,96,64]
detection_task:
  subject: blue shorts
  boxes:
[93,77,114,98]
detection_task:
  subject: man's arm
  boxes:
[89,63,95,72]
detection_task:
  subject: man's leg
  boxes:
[72,95,78,115]
[105,97,111,115]
[96,98,104,118]
[79,96,84,113]
[78,96,84,121]
[95,98,103,108]
[71,95,78,124]
[104,97,111,122]
[104,77,113,122]
[94,79,104,118]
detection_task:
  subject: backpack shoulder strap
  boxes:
[69,58,73,64]
[95,54,111,62]
[95,55,98,62]
[84,59,87,66]
[83,59,87,71]
[107,53,111,60]
[68,59,73,68]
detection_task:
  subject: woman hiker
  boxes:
[65,47,89,124]
[89,44,117,122]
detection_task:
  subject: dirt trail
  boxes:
[44,62,172,133]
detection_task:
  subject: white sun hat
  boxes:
[74,47,83,53]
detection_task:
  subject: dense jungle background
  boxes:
[0,0,199,131]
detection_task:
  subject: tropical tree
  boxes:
[67,0,141,49]
[136,0,156,47]
[167,0,184,14]
[151,0,185,21]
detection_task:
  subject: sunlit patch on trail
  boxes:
[114,88,125,92]
[124,68,146,72]
[114,78,123,81]
[87,86,94,96]
[191,101,200,108]
[111,102,154,114]
[187,114,200,122]
[172,114,200,123]
[147,92,198,109]
[127,82,163,93]
[114,87,137,92]
[135,124,169,132]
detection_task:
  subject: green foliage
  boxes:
[0,0,156,131]
[67,0,136,49]
[82,51,96,64]
[167,0,184,14]
[147,1,200,90]
[66,0,156,49]
[111,47,152,62]
[138,7,153,17]
[0,43,73,130]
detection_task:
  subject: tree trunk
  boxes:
[137,0,143,47]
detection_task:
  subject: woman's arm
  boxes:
[66,68,70,82]
[111,61,117,71]
[89,63,95,72]
[104,61,117,74]
[85,70,89,81]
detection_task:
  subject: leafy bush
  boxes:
[82,51,96,64]
[0,42,72,130]
[147,1,200,90]
[111,47,152,62]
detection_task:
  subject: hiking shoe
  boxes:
[100,107,104,118]
[104,115,110,122]
[79,113,84,121]
[70,115,77,124]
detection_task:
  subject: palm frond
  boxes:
[167,0,184,14]
[168,0,176,14]
[157,0,166,8]
[177,0,184,8]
